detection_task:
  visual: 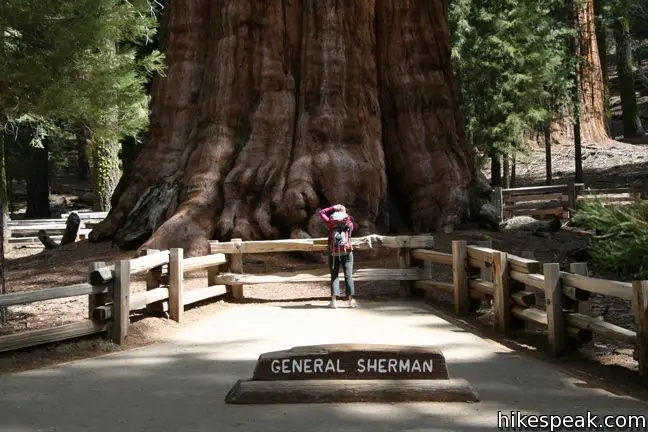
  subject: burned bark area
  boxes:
[90,0,478,257]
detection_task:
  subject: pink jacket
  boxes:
[319,206,355,255]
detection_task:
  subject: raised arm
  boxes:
[318,206,337,223]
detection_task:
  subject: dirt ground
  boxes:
[0,138,647,402]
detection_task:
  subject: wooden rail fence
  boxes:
[492,182,643,221]
[0,233,646,379]
[6,211,107,244]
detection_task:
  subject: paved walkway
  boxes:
[0,300,647,431]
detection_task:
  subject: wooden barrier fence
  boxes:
[6,211,107,245]
[492,182,643,221]
[0,233,646,379]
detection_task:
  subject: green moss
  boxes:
[91,139,122,211]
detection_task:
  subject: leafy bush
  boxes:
[572,199,648,279]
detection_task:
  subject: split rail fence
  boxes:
[492,182,643,221]
[0,234,646,379]
[6,211,107,245]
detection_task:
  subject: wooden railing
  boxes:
[491,182,643,221]
[0,246,226,352]
[1,233,646,379]
[412,240,648,378]
[6,211,107,244]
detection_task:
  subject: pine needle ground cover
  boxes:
[573,199,648,279]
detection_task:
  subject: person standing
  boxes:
[318,204,357,308]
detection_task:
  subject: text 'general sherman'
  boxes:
[270,357,434,374]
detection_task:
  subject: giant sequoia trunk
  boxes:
[89,0,482,257]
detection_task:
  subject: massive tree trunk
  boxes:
[89,0,482,257]
[552,0,609,144]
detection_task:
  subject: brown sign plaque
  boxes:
[251,343,449,380]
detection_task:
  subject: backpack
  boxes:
[331,221,351,250]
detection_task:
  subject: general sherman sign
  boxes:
[251,343,450,380]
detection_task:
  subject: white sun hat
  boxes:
[331,211,349,221]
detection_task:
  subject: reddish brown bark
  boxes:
[89,0,481,256]
[552,0,609,144]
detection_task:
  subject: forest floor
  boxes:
[1,139,648,402]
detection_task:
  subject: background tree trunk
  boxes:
[490,154,501,187]
[593,0,610,134]
[77,134,90,182]
[91,138,121,211]
[89,0,482,256]
[552,0,609,144]
[0,122,8,253]
[613,1,644,138]
[25,140,50,218]
[545,123,552,185]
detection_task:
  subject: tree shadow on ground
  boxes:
[1,300,647,431]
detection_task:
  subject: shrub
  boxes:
[572,199,648,279]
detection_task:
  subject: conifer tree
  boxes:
[449,0,576,173]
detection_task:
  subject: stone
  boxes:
[225,343,479,404]
[252,344,449,380]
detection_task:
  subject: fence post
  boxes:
[632,281,648,378]
[113,260,130,345]
[169,248,184,323]
[227,238,244,300]
[452,240,469,315]
[397,247,412,297]
[208,241,220,287]
[141,249,164,315]
[88,261,107,320]
[492,187,503,221]
[492,251,511,331]
[544,263,565,356]
[569,263,591,316]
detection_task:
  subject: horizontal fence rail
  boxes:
[492,182,643,221]
[0,233,646,379]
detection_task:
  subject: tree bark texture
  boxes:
[552,0,609,144]
[91,139,121,212]
[593,0,610,133]
[89,0,480,256]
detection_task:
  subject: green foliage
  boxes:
[572,199,648,278]
[0,0,165,210]
[1,0,164,142]
[449,0,576,159]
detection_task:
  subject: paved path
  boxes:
[1,300,647,431]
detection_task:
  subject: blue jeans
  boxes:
[328,252,355,297]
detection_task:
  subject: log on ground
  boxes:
[37,230,59,249]
[224,378,479,404]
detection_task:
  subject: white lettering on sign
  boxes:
[270,358,346,374]
[269,357,434,374]
[356,358,433,373]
